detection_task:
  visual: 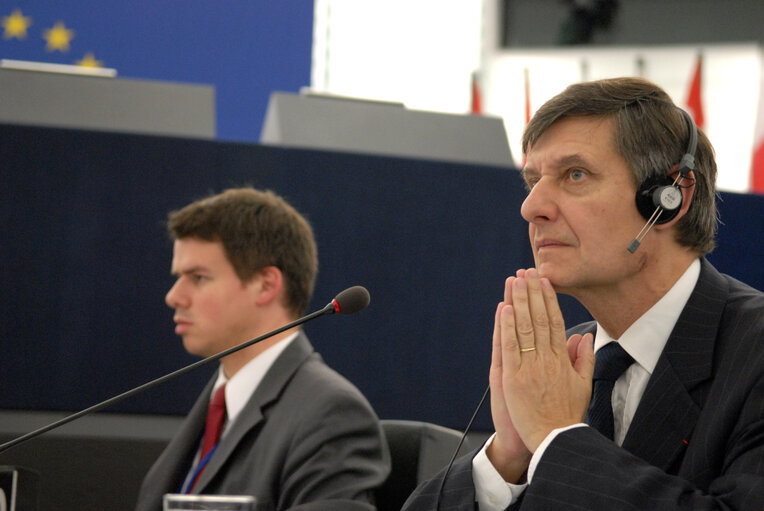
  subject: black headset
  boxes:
[627,109,698,253]
[634,109,698,223]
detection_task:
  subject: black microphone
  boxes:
[626,208,665,254]
[0,286,370,454]
[331,285,370,315]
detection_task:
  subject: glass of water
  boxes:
[163,494,256,511]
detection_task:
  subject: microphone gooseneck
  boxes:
[0,286,370,455]
[434,383,491,510]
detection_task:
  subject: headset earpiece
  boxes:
[633,109,697,223]
[635,174,683,224]
[627,108,698,253]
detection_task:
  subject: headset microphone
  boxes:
[627,173,684,253]
[627,109,698,254]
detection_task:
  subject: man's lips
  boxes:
[173,317,192,335]
[535,238,569,249]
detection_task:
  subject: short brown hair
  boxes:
[167,187,318,316]
[522,77,717,255]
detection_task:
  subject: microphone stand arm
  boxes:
[0,302,336,454]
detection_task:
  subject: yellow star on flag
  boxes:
[43,21,75,52]
[2,9,32,40]
[76,52,103,68]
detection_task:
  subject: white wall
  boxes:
[312,0,482,113]
[312,1,762,192]
[484,45,761,193]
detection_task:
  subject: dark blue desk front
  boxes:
[1,124,762,432]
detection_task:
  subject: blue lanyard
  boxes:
[181,443,219,494]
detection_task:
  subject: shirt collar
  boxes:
[595,258,701,375]
[212,331,300,425]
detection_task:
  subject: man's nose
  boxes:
[521,178,558,224]
[165,279,187,309]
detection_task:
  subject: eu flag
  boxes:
[0,1,314,141]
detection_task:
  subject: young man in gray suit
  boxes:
[135,188,390,510]
[404,77,764,510]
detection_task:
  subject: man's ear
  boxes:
[656,170,695,230]
[251,266,284,307]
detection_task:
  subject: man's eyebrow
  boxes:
[171,265,207,276]
[522,154,590,178]
[520,167,538,182]
[558,154,590,167]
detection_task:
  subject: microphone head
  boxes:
[331,286,370,315]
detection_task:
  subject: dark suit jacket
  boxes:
[135,332,391,511]
[403,259,764,510]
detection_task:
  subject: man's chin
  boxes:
[181,338,211,358]
[536,265,576,294]
[536,262,560,282]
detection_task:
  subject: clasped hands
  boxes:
[486,268,595,483]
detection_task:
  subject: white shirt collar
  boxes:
[595,258,701,374]
[211,331,300,426]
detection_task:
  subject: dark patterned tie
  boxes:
[585,342,634,440]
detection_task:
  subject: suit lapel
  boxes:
[145,378,212,496]
[622,259,727,472]
[194,332,315,491]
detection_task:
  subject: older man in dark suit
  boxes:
[403,77,764,510]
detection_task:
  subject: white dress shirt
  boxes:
[213,331,298,436]
[181,331,299,490]
[473,260,701,510]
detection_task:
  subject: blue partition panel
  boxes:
[1,124,761,431]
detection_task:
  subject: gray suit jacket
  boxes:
[403,259,764,510]
[135,332,391,511]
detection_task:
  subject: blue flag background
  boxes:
[1,1,314,141]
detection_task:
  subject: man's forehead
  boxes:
[524,118,620,169]
[171,238,225,271]
[529,115,615,148]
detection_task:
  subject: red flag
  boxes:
[471,71,482,115]
[685,54,704,129]
[751,64,764,194]
[753,142,764,193]
[520,67,531,166]
[524,67,531,125]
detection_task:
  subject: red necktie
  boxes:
[188,384,227,492]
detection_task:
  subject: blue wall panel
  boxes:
[1,124,762,432]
